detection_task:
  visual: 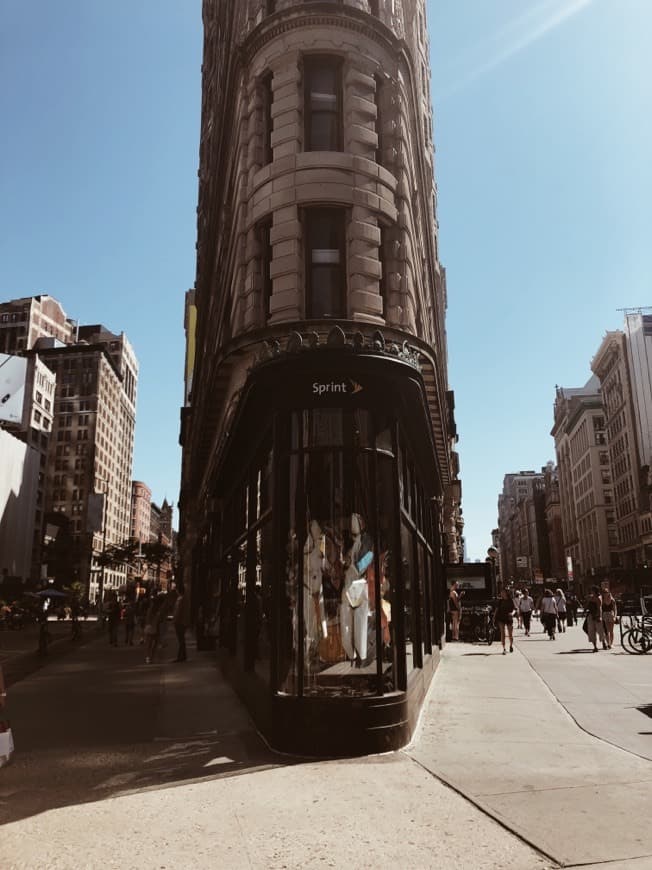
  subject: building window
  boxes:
[305,209,346,319]
[266,0,276,12]
[258,219,273,318]
[374,74,384,164]
[369,0,380,16]
[379,224,388,317]
[304,56,342,152]
[261,72,273,165]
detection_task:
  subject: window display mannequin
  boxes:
[303,519,329,661]
[340,513,374,666]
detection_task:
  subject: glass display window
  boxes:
[277,407,399,698]
[209,395,442,704]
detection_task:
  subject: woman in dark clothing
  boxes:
[601,586,617,650]
[496,589,515,655]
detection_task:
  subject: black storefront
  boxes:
[193,344,447,755]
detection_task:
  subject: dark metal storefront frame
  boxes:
[199,349,446,754]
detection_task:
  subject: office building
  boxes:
[497,471,550,583]
[179,0,460,755]
[552,378,615,584]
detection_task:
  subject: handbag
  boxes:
[582,617,588,634]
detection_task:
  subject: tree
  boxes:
[141,541,173,588]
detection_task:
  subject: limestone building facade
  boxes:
[552,377,615,583]
[592,329,648,568]
[180,0,460,755]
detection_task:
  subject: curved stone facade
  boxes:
[181,0,461,618]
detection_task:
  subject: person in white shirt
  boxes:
[554,588,567,633]
[540,588,559,639]
[512,589,522,629]
[518,588,534,636]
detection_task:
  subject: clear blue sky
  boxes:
[1,1,650,557]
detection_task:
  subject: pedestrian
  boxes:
[512,588,523,629]
[124,600,136,646]
[70,597,82,641]
[601,586,617,650]
[171,584,190,662]
[136,594,148,644]
[448,581,461,641]
[144,594,166,664]
[106,592,121,647]
[540,588,558,639]
[37,599,50,655]
[157,592,172,650]
[554,589,567,633]
[518,587,534,636]
[566,593,578,627]
[496,588,515,654]
[585,585,606,652]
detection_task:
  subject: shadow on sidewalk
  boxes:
[0,645,299,827]
[555,649,597,654]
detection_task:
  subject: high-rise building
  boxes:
[592,322,652,569]
[0,295,75,354]
[179,0,460,755]
[542,461,566,580]
[130,481,152,544]
[551,377,615,583]
[1,296,138,595]
[497,471,550,583]
[35,327,137,598]
[0,351,56,580]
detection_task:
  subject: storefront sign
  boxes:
[312,379,363,397]
[566,555,574,583]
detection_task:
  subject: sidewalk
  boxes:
[408,629,652,867]
[0,634,551,870]
[2,625,651,868]
[0,619,97,687]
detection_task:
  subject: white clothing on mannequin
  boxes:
[340,513,373,663]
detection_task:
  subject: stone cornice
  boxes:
[242,8,399,67]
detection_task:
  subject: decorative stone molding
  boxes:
[250,324,422,371]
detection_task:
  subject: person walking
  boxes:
[512,588,523,629]
[586,585,606,652]
[136,594,149,645]
[496,588,515,654]
[106,592,121,647]
[144,594,166,664]
[554,589,567,633]
[566,593,578,627]
[518,587,534,636]
[540,588,558,639]
[171,585,190,662]
[601,586,617,650]
[123,600,136,646]
[448,581,461,641]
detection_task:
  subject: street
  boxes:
[0,620,650,869]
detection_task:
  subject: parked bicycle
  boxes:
[620,614,652,655]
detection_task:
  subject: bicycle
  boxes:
[620,614,652,655]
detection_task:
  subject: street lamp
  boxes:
[95,475,110,607]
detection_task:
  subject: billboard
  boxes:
[0,354,27,424]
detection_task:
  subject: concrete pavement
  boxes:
[409,621,652,867]
[0,619,650,868]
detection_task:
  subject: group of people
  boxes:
[101,585,190,664]
[449,581,619,654]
